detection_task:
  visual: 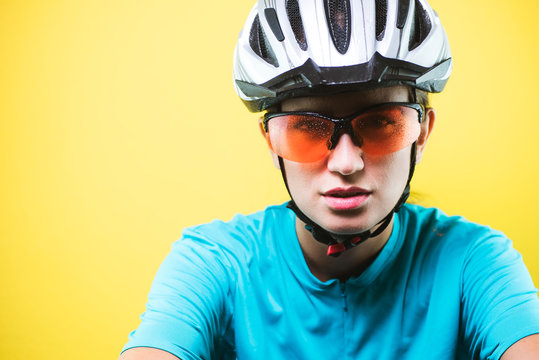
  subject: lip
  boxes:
[322,187,371,211]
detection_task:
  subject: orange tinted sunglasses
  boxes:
[261,102,424,163]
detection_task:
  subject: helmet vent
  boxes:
[286,0,308,51]
[396,0,410,29]
[249,14,279,67]
[264,8,285,42]
[375,0,388,41]
[324,0,352,54]
[409,0,432,51]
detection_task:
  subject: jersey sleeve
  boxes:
[460,232,539,360]
[122,228,235,360]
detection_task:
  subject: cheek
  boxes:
[282,160,324,194]
[367,148,412,189]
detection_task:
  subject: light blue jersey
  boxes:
[123,204,539,359]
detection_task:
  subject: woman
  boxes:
[120,0,539,358]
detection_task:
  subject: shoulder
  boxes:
[123,205,294,360]
[399,203,507,249]
[397,204,535,301]
[394,205,539,359]
[395,204,514,278]
[183,203,291,244]
[171,203,294,264]
[154,203,294,285]
[187,203,290,235]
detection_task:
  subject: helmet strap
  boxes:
[278,142,416,257]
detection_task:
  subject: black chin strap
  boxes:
[279,143,417,257]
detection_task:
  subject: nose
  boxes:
[326,133,364,175]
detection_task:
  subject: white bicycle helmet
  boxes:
[233,0,452,112]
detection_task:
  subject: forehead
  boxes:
[280,86,410,116]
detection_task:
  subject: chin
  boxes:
[316,213,374,235]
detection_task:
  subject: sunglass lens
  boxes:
[267,114,333,162]
[352,105,421,156]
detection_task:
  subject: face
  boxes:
[270,86,434,235]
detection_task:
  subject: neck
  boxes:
[295,216,394,282]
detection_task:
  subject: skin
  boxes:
[501,333,539,359]
[119,348,180,360]
[119,86,539,359]
[273,86,434,282]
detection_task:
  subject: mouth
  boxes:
[323,187,370,197]
[322,187,371,210]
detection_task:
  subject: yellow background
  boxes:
[1,0,538,359]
